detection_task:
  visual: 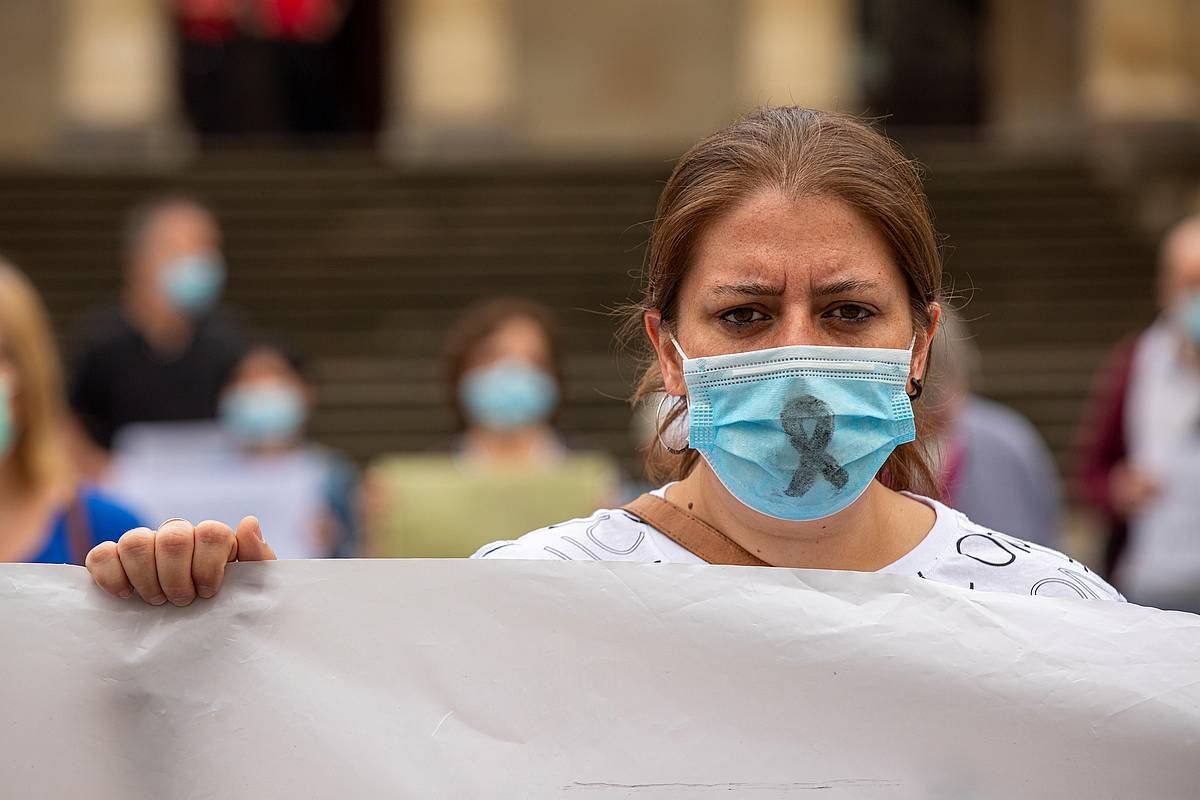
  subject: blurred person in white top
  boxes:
[85,108,1122,606]
[1077,216,1200,612]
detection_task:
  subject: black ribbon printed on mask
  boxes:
[781,395,850,497]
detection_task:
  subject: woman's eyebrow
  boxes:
[708,281,785,298]
[812,277,881,298]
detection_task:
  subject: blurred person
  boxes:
[925,308,1062,548]
[86,108,1123,608]
[364,298,619,557]
[174,0,242,135]
[0,261,142,565]
[251,0,350,135]
[218,341,359,557]
[1078,215,1200,612]
[104,341,358,559]
[69,196,247,471]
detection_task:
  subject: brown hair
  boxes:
[629,107,942,496]
[442,297,564,431]
[0,260,74,492]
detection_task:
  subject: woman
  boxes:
[219,341,360,557]
[364,298,618,557]
[0,261,142,564]
[85,107,1122,604]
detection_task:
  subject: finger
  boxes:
[85,541,133,599]
[155,519,197,606]
[117,528,166,605]
[233,516,277,562]
[191,520,237,599]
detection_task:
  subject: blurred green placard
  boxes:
[367,453,620,558]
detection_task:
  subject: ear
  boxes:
[910,301,942,389]
[644,310,687,397]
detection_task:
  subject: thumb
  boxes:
[234,516,277,562]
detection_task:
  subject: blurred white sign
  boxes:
[0,561,1196,799]
[106,423,328,560]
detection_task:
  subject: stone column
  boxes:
[0,1,68,162]
[385,0,517,160]
[1081,0,1198,122]
[986,0,1085,145]
[739,0,858,112]
[57,0,185,162]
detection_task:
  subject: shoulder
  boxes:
[69,307,131,358]
[921,501,1124,601]
[961,399,1052,465]
[473,506,668,562]
[78,488,144,544]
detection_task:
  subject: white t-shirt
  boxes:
[474,488,1125,601]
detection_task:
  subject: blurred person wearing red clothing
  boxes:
[1078,215,1200,612]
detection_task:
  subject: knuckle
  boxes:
[194,521,233,548]
[117,530,156,560]
[156,530,193,557]
[85,541,118,568]
[157,519,193,537]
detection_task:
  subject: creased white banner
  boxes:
[0,561,1197,799]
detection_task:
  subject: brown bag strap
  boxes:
[65,492,92,567]
[622,493,770,567]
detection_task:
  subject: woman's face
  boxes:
[648,190,938,396]
[465,316,554,374]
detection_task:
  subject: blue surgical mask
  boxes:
[220,384,306,445]
[1180,294,1200,345]
[674,338,916,521]
[160,254,225,315]
[460,359,558,431]
[0,378,12,459]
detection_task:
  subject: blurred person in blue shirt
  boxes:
[925,308,1063,548]
[0,260,142,565]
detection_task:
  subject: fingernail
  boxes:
[256,526,265,543]
[196,585,214,599]
[147,594,167,606]
[118,590,132,599]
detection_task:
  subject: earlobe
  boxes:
[907,302,941,401]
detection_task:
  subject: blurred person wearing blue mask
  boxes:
[353,299,618,558]
[1079,215,1200,612]
[447,299,565,465]
[0,260,142,565]
[216,342,360,558]
[67,195,247,475]
[89,110,1124,609]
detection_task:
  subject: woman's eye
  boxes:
[719,307,768,327]
[826,304,875,323]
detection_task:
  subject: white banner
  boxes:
[1,561,1197,799]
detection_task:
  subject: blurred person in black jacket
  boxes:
[68,196,247,476]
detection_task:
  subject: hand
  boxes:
[1109,461,1160,516]
[85,517,276,606]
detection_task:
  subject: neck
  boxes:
[463,425,557,466]
[244,439,301,457]
[668,463,934,570]
[124,289,193,353]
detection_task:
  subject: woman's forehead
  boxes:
[685,191,899,296]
